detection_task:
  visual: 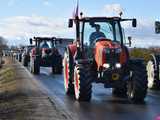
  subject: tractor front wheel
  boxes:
[74,64,92,101]
[31,57,40,74]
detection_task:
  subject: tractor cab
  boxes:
[29,37,63,75]
[30,37,61,48]
[68,16,136,68]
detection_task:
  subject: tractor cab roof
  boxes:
[30,37,63,43]
[33,37,56,41]
[79,16,121,22]
[72,16,135,23]
[30,37,68,46]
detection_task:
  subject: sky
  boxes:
[0,0,160,47]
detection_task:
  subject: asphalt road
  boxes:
[30,67,160,120]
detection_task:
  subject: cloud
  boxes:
[8,0,16,6]
[0,15,74,45]
[104,4,123,16]
[102,4,160,47]
[0,14,159,48]
[122,19,160,47]
[43,0,51,6]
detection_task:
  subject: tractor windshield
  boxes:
[40,41,52,48]
[82,20,122,46]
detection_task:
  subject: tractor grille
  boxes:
[106,49,120,66]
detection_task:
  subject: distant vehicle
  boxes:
[12,47,24,62]
[29,37,63,74]
[22,45,35,66]
[13,51,19,60]
[63,13,147,103]
[3,50,9,56]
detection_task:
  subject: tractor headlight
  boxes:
[103,63,110,68]
[115,63,121,68]
[115,48,122,53]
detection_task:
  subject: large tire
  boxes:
[52,55,62,74]
[146,54,160,89]
[127,62,148,103]
[63,50,74,95]
[22,56,28,67]
[18,54,22,62]
[74,64,92,101]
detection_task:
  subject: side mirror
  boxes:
[30,38,33,45]
[128,36,132,47]
[132,19,137,27]
[68,19,73,28]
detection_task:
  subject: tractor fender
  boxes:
[120,46,129,65]
[68,44,77,57]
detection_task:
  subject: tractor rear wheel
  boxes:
[127,62,147,103]
[63,51,74,95]
[52,55,62,74]
[22,56,28,67]
[32,57,40,74]
[18,54,22,62]
[74,64,92,101]
[146,55,160,89]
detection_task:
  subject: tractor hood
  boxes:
[94,39,122,69]
[95,39,121,49]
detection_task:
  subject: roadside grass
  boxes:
[130,48,153,63]
[0,67,17,99]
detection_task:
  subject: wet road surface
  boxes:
[32,67,160,120]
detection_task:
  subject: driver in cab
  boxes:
[40,41,49,48]
[89,24,106,46]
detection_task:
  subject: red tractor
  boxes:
[63,14,148,103]
[30,37,63,74]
